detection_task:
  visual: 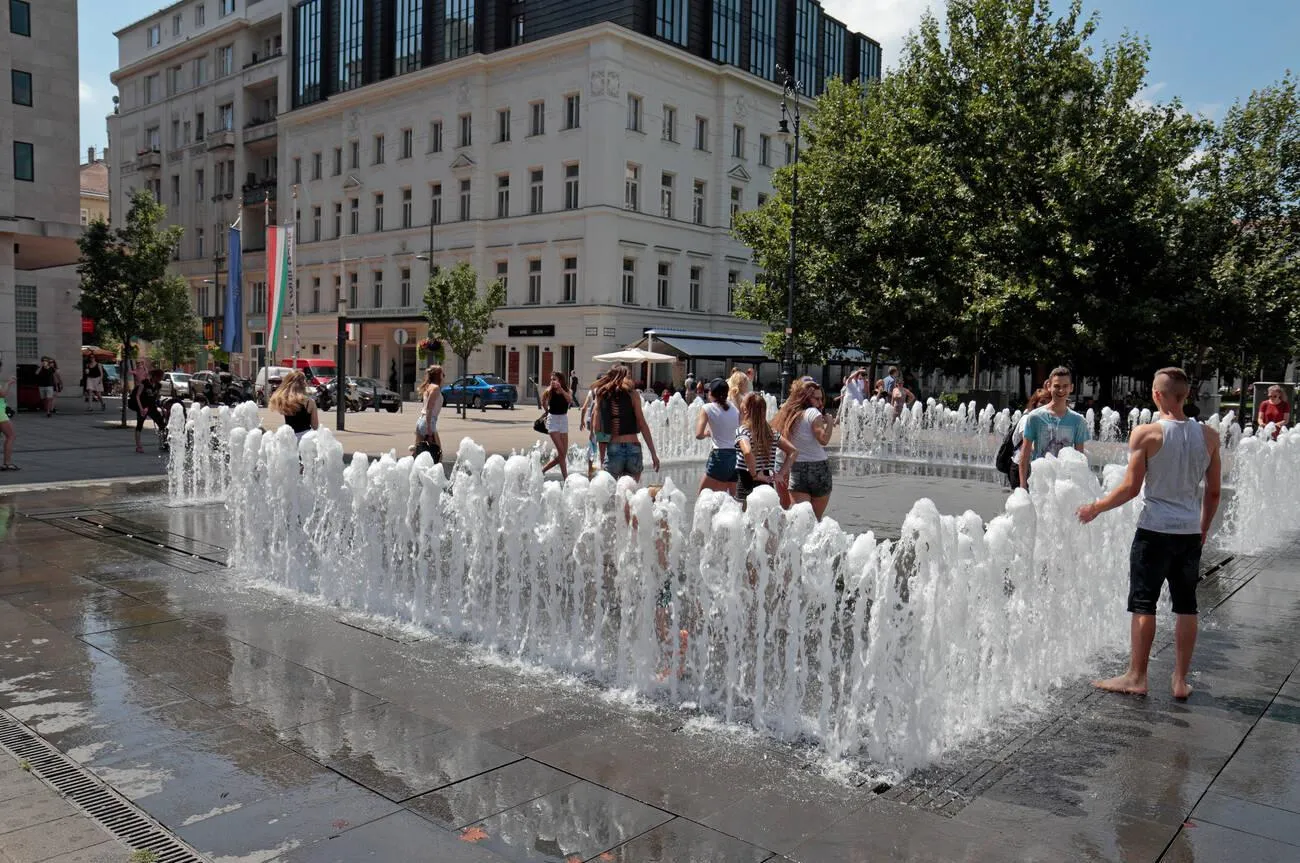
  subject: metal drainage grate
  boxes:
[0,709,207,863]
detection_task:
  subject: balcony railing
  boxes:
[206,129,236,150]
[243,118,278,144]
[241,179,278,206]
[135,149,162,170]
[242,48,283,70]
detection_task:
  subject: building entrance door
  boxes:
[525,345,540,403]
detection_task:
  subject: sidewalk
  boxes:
[0,748,131,863]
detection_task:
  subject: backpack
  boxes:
[994,427,1015,475]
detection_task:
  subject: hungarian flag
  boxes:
[265,225,294,354]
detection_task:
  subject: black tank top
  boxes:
[547,390,569,414]
[284,404,313,433]
[601,390,636,437]
[85,365,101,379]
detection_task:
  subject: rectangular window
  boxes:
[219,102,234,130]
[758,192,768,207]
[349,197,359,234]
[821,16,847,94]
[711,0,741,65]
[333,146,342,175]
[429,120,443,153]
[794,0,820,96]
[312,277,321,313]
[143,74,158,104]
[624,164,640,211]
[562,257,577,303]
[497,108,510,143]
[695,116,709,151]
[444,0,475,59]
[173,13,182,36]
[730,186,742,226]
[400,128,413,159]
[195,168,205,199]
[312,206,321,241]
[401,188,412,227]
[459,113,472,147]
[529,168,543,214]
[400,268,412,307]
[167,65,182,96]
[312,152,322,179]
[219,0,236,16]
[10,0,30,36]
[372,271,383,308]
[657,262,671,308]
[660,172,674,219]
[662,105,676,142]
[194,56,208,86]
[196,227,205,258]
[689,266,702,310]
[195,3,206,26]
[564,93,580,130]
[526,259,541,304]
[693,180,705,225]
[627,94,642,132]
[333,201,342,236]
[654,0,686,46]
[510,13,524,45]
[733,124,745,158]
[529,101,544,136]
[759,134,771,167]
[349,272,358,308]
[459,178,471,220]
[337,0,364,92]
[294,0,322,106]
[430,182,442,224]
[183,120,191,143]
[564,163,579,210]
[373,134,385,164]
[218,45,233,76]
[622,258,636,304]
[495,260,508,304]
[494,345,508,377]
[496,174,510,218]
[728,270,739,313]
[11,70,31,106]
[13,141,33,181]
[171,174,181,206]
[349,139,359,169]
[395,0,424,74]
[171,119,181,148]
[373,192,384,231]
[148,24,161,47]
[293,157,302,184]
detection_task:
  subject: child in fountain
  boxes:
[1077,367,1221,700]
[1018,366,1089,489]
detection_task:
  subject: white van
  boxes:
[254,365,294,405]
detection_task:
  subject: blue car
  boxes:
[442,374,518,409]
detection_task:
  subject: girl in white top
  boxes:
[415,365,444,455]
[773,380,835,520]
[695,378,741,495]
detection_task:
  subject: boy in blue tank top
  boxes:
[1077,367,1222,700]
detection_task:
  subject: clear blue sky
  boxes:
[78,0,1298,156]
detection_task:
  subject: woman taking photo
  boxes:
[695,378,740,495]
[593,364,660,481]
[415,365,444,459]
[772,381,835,520]
[268,370,319,440]
[541,371,574,478]
[736,391,795,506]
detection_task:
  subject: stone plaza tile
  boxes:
[405,758,579,829]
[0,814,119,863]
[1161,820,1300,862]
[274,810,509,862]
[601,816,774,862]
[1189,790,1300,848]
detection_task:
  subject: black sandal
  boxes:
[2,464,18,471]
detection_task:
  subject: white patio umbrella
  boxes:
[591,348,678,363]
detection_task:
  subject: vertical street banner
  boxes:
[266,225,294,355]
[222,222,243,353]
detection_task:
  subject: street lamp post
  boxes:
[336,298,349,431]
[776,66,803,402]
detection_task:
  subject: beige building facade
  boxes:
[79,147,111,227]
[1,0,82,380]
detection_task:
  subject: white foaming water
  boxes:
[1220,426,1300,550]
[165,402,260,502]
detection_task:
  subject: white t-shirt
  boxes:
[788,407,827,462]
[845,378,866,403]
[703,401,740,450]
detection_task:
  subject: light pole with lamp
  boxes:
[776,65,803,402]
[336,296,349,431]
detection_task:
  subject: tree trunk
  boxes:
[459,352,469,417]
[118,337,130,429]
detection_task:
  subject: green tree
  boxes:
[147,274,203,368]
[76,191,186,426]
[422,262,506,416]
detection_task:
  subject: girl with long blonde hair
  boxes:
[727,369,751,409]
[268,369,318,439]
[415,365,444,458]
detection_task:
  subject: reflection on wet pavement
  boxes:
[0,483,1297,862]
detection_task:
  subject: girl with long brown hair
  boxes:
[771,379,835,519]
[415,365,444,459]
[541,371,573,478]
[736,391,796,506]
[592,364,660,481]
[268,369,319,440]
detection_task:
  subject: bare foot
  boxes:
[1092,673,1147,696]
[1172,676,1193,700]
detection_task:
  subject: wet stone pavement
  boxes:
[0,479,1295,862]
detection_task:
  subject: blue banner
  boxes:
[222,224,242,352]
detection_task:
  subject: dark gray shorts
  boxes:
[790,460,832,498]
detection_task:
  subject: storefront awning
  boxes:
[632,331,773,361]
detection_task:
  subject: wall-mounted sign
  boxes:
[508,324,555,338]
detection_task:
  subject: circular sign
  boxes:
[394,328,409,345]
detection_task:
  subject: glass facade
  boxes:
[395,0,423,74]
[857,35,883,82]
[336,0,365,93]
[794,0,819,94]
[710,0,740,66]
[821,16,846,93]
[444,0,475,60]
[749,0,776,80]
[292,0,322,108]
[655,0,687,48]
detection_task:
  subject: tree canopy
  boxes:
[423,262,506,413]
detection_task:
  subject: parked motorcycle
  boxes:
[315,379,361,413]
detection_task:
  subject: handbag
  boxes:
[533,414,549,434]
[415,439,443,463]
